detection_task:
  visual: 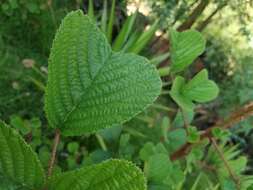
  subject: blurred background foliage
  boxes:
[1,0,253,189]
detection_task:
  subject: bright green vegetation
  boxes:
[45,11,161,136]
[1,1,253,190]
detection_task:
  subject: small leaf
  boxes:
[167,128,187,152]
[172,109,194,128]
[0,121,45,189]
[67,142,79,153]
[47,159,147,190]
[169,76,194,111]
[170,29,205,73]
[187,126,200,143]
[182,69,219,102]
[45,11,161,136]
[10,115,30,135]
[169,69,219,111]
[147,154,172,183]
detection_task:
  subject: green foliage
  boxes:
[0,121,45,189]
[170,69,219,111]
[1,2,253,190]
[45,10,161,136]
[47,159,146,190]
[170,29,206,73]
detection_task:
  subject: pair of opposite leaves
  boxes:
[0,10,159,190]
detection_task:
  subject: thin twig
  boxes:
[180,108,189,132]
[170,102,253,161]
[211,138,240,189]
[47,129,61,177]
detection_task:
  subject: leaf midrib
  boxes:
[61,49,113,128]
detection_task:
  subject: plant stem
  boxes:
[95,133,108,151]
[171,102,253,161]
[158,66,170,77]
[47,129,61,177]
[211,138,240,189]
[180,108,189,131]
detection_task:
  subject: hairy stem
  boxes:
[47,129,61,177]
[171,102,253,161]
[211,138,240,189]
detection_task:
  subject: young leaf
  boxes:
[0,121,45,189]
[182,69,219,102]
[47,159,147,190]
[45,10,161,136]
[170,29,205,73]
[147,153,173,183]
[187,126,200,143]
[170,69,219,111]
[169,76,195,111]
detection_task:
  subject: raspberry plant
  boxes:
[0,10,162,190]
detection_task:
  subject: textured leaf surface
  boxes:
[169,76,194,110]
[45,10,161,136]
[47,159,147,190]
[0,121,45,189]
[170,29,205,73]
[183,69,219,102]
[170,70,219,111]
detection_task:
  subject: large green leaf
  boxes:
[170,29,205,73]
[0,121,45,189]
[45,10,161,136]
[47,159,147,190]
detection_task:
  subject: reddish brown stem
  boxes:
[47,129,61,177]
[170,102,253,161]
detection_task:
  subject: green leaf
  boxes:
[182,69,219,102]
[67,142,79,153]
[47,159,147,190]
[0,121,45,189]
[187,126,200,143]
[167,128,187,152]
[170,69,219,111]
[128,20,159,54]
[147,154,172,183]
[112,12,137,51]
[100,0,107,33]
[10,115,30,135]
[88,0,95,22]
[139,143,167,162]
[45,10,161,136]
[169,76,194,111]
[172,109,194,128]
[170,29,205,73]
[106,0,116,43]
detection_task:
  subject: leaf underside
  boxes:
[45,10,161,136]
[0,121,45,189]
[47,159,147,190]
